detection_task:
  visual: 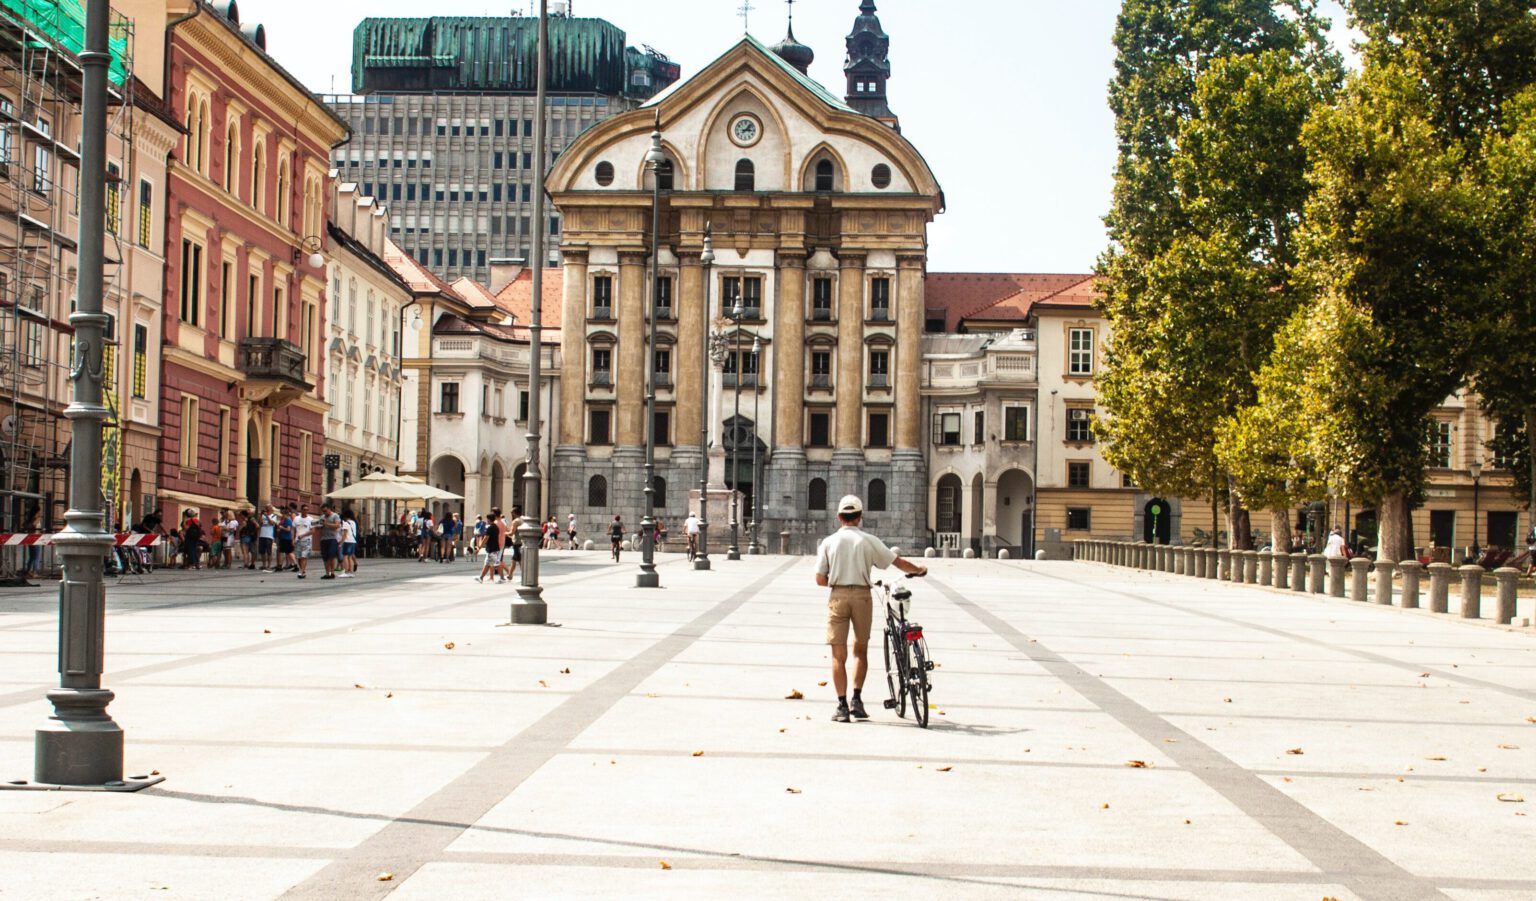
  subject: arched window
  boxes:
[652,476,667,509]
[223,123,238,193]
[868,479,887,512]
[594,161,614,186]
[588,474,608,507]
[656,159,674,191]
[275,155,290,226]
[251,140,266,212]
[734,158,755,192]
[809,478,827,511]
[815,159,834,192]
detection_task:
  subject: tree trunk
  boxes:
[1378,491,1412,563]
[1227,493,1252,550]
[1270,508,1291,553]
[1525,406,1536,517]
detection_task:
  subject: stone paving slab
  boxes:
[0,554,1533,900]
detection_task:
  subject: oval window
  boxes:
[595,161,615,186]
[871,163,892,189]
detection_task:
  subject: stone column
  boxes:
[1203,548,1217,579]
[1246,551,1261,584]
[1493,567,1520,624]
[675,256,704,452]
[558,250,589,450]
[1349,557,1370,602]
[1272,552,1288,589]
[615,250,648,447]
[1373,559,1395,606]
[1290,552,1306,592]
[1399,561,1421,609]
[1427,562,1452,613]
[774,252,806,449]
[1307,554,1326,594]
[834,252,865,451]
[895,253,924,450]
[1327,556,1347,597]
[1217,548,1231,580]
[1458,565,1483,619]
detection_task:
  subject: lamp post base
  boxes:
[635,568,660,588]
[726,549,741,561]
[509,598,548,624]
[33,688,122,787]
[693,557,711,570]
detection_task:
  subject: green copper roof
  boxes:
[352,16,634,95]
[746,33,854,114]
[0,0,130,86]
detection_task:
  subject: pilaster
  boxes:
[558,248,588,451]
[895,253,925,449]
[616,250,647,447]
[835,252,865,450]
[775,250,806,449]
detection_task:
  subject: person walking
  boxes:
[417,510,435,562]
[222,510,239,569]
[317,503,342,580]
[239,510,257,569]
[180,510,204,570]
[1323,526,1347,559]
[275,506,296,573]
[339,508,359,577]
[22,508,43,579]
[567,512,579,550]
[258,506,277,571]
[478,507,505,583]
[472,515,487,556]
[609,515,624,563]
[815,495,927,723]
[684,509,700,562]
[293,505,314,579]
[504,507,522,582]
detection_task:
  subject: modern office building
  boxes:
[325,13,680,285]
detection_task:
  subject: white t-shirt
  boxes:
[816,526,897,588]
[567,515,577,533]
[294,515,313,540]
[259,515,275,539]
[684,514,700,535]
[340,519,357,544]
[224,518,239,539]
[1323,533,1347,558]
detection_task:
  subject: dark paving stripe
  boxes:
[928,573,1452,901]
[1024,564,1536,703]
[278,558,798,900]
[0,561,636,711]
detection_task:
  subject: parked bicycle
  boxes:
[877,574,933,728]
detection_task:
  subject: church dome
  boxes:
[771,25,815,75]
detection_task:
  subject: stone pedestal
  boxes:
[1258,552,1272,587]
[1289,553,1306,593]
[1349,557,1370,602]
[1399,561,1421,609]
[1308,554,1326,594]
[1245,551,1261,584]
[1427,562,1452,613]
[1459,565,1484,619]
[1494,567,1520,624]
[1327,556,1347,597]
[1203,548,1217,579]
[1373,559,1395,606]
[1217,549,1231,581]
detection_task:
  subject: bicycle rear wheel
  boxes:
[883,628,907,718]
[908,640,930,728]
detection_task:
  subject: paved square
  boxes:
[1,554,1533,899]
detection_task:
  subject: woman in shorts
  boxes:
[339,507,358,577]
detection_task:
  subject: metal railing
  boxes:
[237,337,308,387]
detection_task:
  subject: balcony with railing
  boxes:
[722,372,760,389]
[238,337,310,397]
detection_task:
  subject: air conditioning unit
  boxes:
[1069,409,1090,421]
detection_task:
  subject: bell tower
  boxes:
[843,0,897,128]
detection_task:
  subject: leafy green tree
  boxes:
[1098,3,1338,547]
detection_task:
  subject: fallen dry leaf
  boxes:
[778,728,786,733]
[1397,777,1404,783]
[1286,748,1305,756]
[1164,738,1179,744]
[935,766,953,773]
[1282,777,1294,783]
[150,769,160,776]
[1100,803,1110,810]
[1125,760,1149,768]
[658,860,672,870]
[1419,673,1430,678]
[1223,697,1233,703]
[385,692,393,699]
[817,681,828,687]
[1497,793,1525,803]
[263,629,272,634]
[692,750,704,757]
[1184,819,1191,825]
[1424,756,1447,761]
[560,668,571,674]
[1497,744,1520,750]
[1478,767,1488,773]
[376,873,394,882]
[785,787,801,794]
[353,683,365,689]
[1527,716,1536,724]
[785,689,804,700]
[538,680,549,688]
[1394,820,1409,826]
[443,642,455,650]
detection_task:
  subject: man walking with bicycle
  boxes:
[815,495,927,723]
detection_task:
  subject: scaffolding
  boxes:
[0,0,132,581]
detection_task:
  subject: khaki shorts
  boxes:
[827,586,873,646]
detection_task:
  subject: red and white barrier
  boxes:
[0,533,163,547]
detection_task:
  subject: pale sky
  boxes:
[250,0,1355,275]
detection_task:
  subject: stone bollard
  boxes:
[1217,548,1231,581]
[1245,551,1261,584]
[1204,548,1218,579]
[1349,557,1371,602]
[963,547,976,559]
[1171,546,1183,575]
[1399,561,1421,609]
[781,531,791,555]
[1290,552,1307,592]
[1139,543,1152,569]
[1459,565,1484,619]
[1193,546,1206,578]
[1308,554,1326,594]
[1184,546,1197,577]
[1373,559,1395,606]
[1328,556,1347,597]
[1494,567,1520,624]
[583,539,595,551]
[924,547,936,558]
[1272,552,1287,589]
[999,549,1011,560]
[1427,562,1451,613]
[1162,545,1174,572]
[1259,552,1272,587]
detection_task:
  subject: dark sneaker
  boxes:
[849,697,869,720]
[831,705,851,723]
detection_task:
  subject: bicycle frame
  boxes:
[876,576,932,727]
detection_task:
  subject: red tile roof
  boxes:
[493,268,564,328]
[448,277,500,310]
[382,240,464,303]
[924,273,1099,329]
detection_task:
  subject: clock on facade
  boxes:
[729,113,762,147]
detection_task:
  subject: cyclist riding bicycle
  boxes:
[815,494,927,723]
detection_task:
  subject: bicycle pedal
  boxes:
[925,661,935,671]
[882,698,896,709]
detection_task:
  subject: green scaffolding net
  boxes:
[0,0,130,86]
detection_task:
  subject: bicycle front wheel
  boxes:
[908,640,930,728]
[884,629,907,718]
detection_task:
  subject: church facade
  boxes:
[546,4,940,551]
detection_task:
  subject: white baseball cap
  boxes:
[837,495,864,514]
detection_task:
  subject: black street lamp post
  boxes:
[694,227,714,571]
[636,116,665,588]
[747,335,762,554]
[1470,458,1484,561]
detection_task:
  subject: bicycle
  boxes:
[877,575,933,728]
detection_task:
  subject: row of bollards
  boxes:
[1072,539,1526,626]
